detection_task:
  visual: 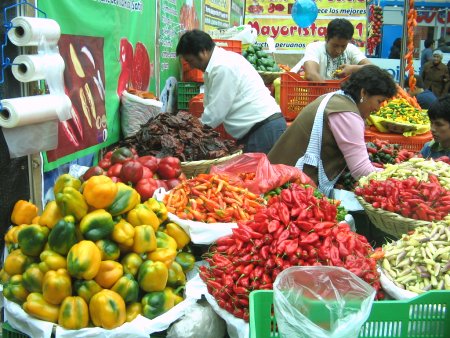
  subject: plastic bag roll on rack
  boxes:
[1,15,70,158]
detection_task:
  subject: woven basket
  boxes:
[257,71,284,85]
[181,151,242,178]
[356,196,431,238]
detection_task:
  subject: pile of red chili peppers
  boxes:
[355,175,450,221]
[199,184,382,322]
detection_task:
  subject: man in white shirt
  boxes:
[291,19,370,80]
[176,30,286,153]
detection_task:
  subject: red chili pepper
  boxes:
[330,245,342,266]
[278,203,291,225]
[299,232,319,245]
[296,220,314,232]
[260,245,270,260]
[284,239,299,255]
[277,229,290,245]
[268,219,281,233]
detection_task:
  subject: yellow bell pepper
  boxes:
[10,200,38,226]
[83,175,118,209]
[39,250,67,273]
[133,225,157,254]
[89,289,126,329]
[155,231,178,251]
[165,222,190,250]
[56,186,88,221]
[112,219,135,249]
[96,239,120,261]
[22,263,44,293]
[53,174,81,195]
[4,224,27,252]
[67,240,102,280]
[73,279,103,303]
[4,249,36,276]
[32,215,40,224]
[79,209,115,241]
[58,296,89,329]
[3,274,29,304]
[141,287,181,319]
[167,261,186,288]
[148,248,177,267]
[23,292,60,323]
[175,252,195,273]
[38,201,63,229]
[107,182,141,216]
[94,260,123,289]
[111,273,139,304]
[17,224,49,256]
[121,252,143,277]
[137,260,168,292]
[0,268,10,284]
[126,302,142,322]
[127,203,160,231]
[42,268,72,305]
[144,198,168,224]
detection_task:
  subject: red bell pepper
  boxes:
[138,155,160,172]
[107,163,123,177]
[120,159,144,184]
[111,147,134,164]
[82,166,104,181]
[157,157,182,179]
[135,177,159,201]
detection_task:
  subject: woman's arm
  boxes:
[328,112,381,179]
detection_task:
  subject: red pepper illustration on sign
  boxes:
[117,39,153,96]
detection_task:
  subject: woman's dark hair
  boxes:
[176,29,215,56]
[427,94,450,123]
[341,65,397,102]
[326,19,354,40]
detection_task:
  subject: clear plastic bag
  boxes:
[209,153,315,194]
[273,266,375,338]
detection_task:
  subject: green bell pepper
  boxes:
[48,216,78,256]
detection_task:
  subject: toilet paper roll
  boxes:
[0,95,72,128]
[7,16,61,46]
[12,54,65,82]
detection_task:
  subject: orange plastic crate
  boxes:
[364,127,433,152]
[280,72,343,121]
[213,39,242,54]
[181,39,241,83]
[181,60,204,83]
[188,94,233,140]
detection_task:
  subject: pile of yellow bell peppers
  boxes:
[1,173,195,330]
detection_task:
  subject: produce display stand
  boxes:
[279,72,344,121]
[364,127,433,153]
[249,290,450,338]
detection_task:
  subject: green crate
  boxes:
[177,82,201,110]
[249,290,450,338]
[2,322,30,338]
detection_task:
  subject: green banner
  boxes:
[38,0,157,171]
[158,0,202,112]
[230,0,244,27]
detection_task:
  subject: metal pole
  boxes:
[399,0,410,88]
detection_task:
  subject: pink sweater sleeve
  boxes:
[328,112,382,180]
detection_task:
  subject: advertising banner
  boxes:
[38,0,157,171]
[204,0,231,31]
[159,0,202,111]
[245,0,367,54]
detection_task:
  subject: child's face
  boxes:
[431,118,450,147]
